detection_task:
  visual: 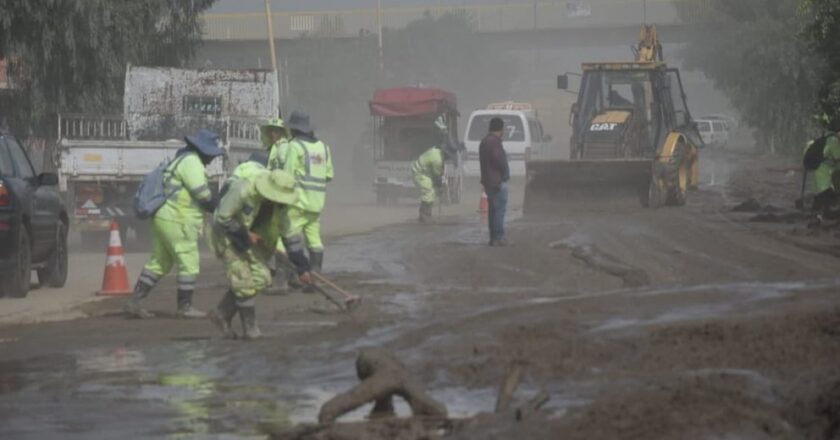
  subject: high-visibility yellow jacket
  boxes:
[156,152,214,224]
[282,136,333,213]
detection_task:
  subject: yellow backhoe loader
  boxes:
[523,25,702,214]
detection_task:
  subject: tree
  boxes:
[0,0,216,138]
[801,0,840,128]
[675,0,823,153]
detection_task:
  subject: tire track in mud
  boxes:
[548,239,650,288]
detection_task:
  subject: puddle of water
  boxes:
[591,303,734,332]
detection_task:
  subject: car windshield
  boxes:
[697,121,711,132]
[467,114,525,142]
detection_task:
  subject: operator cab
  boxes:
[566,63,695,161]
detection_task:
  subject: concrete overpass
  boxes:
[199,0,710,69]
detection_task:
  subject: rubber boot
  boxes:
[310,250,324,274]
[303,250,323,294]
[264,255,289,296]
[176,289,207,319]
[288,265,303,290]
[210,290,239,339]
[124,280,155,319]
[239,305,262,340]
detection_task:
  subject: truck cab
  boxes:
[463,102,550,177]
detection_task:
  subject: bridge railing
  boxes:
[202,0,710,41]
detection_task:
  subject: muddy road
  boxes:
[1,149,839,439]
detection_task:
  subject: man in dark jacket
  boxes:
[479,117,510,246]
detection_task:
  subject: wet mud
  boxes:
[1,149,839,439]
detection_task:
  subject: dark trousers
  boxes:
[485,183,508,242]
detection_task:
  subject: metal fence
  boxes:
[202,0,710,41]
[58,114,128,140]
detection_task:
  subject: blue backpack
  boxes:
[133,155,188,219]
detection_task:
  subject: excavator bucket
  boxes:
[523,159,654,215]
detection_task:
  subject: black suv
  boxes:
[0,130,68,297]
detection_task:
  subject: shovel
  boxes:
[276,257,361,312]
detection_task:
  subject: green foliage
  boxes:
[801,0,840,129]
[676,0,822,153]
[0,0,215,138]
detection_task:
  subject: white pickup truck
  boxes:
[55,65,277,243]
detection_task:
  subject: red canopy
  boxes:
[369,87,457,117]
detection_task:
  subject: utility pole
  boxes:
[377,0,384,74]
[264,0,281,114]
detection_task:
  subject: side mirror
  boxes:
[38,172,59,186]
[557,74,569,90]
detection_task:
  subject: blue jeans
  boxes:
[486,183,508,242]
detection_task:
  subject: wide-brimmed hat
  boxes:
[184,129,224,157]
[255,170,298,205]
[260,117,287,147]
[286,111,313,133]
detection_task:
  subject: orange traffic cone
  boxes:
[97,221,132,296]
[479,192,489,222]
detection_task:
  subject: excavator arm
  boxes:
[635,25,663,62]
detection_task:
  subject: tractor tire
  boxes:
[641,178,663,209]
[665,141,688,206]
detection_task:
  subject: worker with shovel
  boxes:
[411,117,457,223]
[209,168,307,340]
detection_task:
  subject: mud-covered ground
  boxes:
[1,148,839,439]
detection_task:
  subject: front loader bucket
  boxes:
[523,159,654,215]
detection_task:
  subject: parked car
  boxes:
[696,118,729,148]
[0,130,68,298]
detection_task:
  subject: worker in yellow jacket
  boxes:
[125,129,222,319]
[281,112,333,276]
[412,117,456,223]
[209,166,301,340]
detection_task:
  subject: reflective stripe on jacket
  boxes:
[155,152,212,224]
[283,137,333,213]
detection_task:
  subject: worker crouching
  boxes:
[209,168,303,340]
[411,118,457,223]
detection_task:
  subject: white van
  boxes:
[695,118,729,148]
[463,102,551,177]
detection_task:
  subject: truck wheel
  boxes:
[38,223,69,288]
[4,228,32,298]
[665,141,688,206]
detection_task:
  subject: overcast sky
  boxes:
[209,0,524,13]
